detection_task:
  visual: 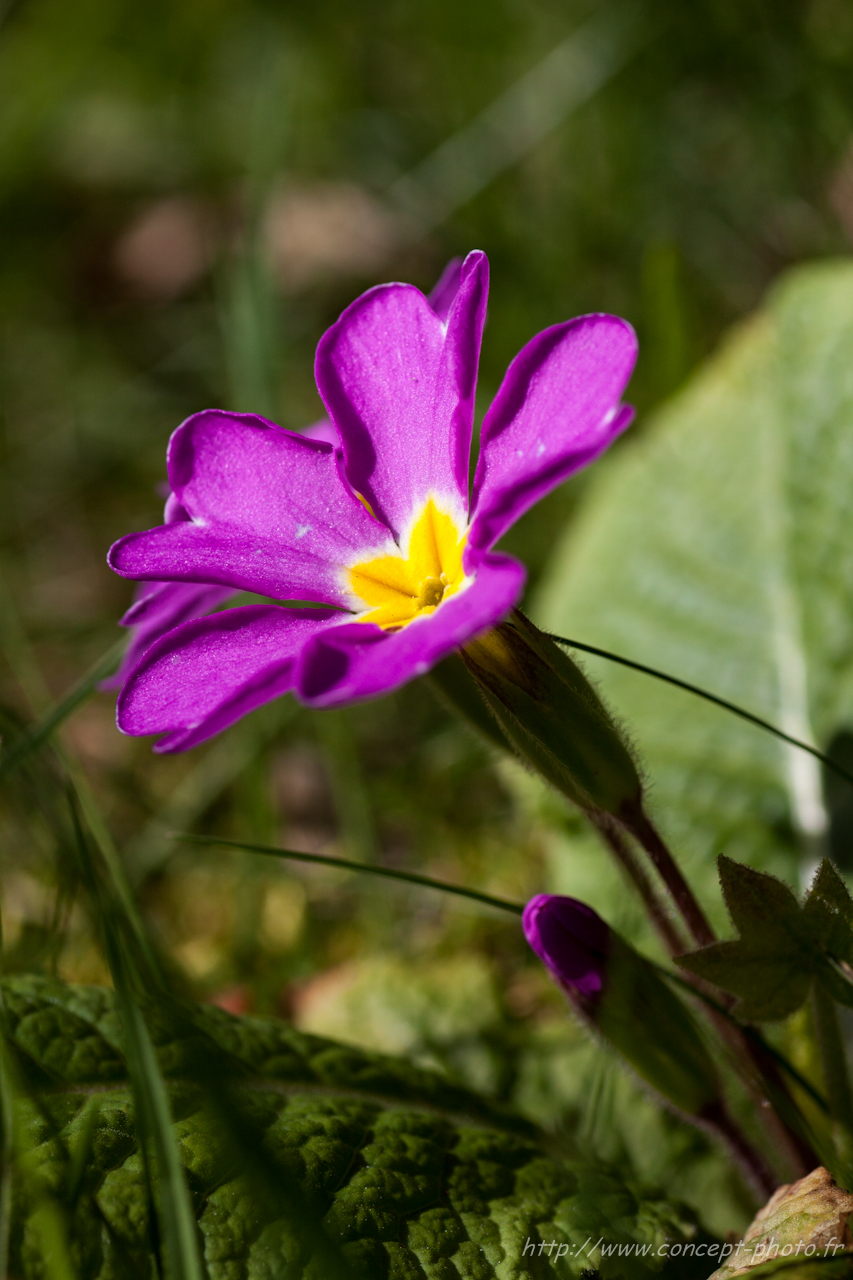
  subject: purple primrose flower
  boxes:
[108,250,636,751]
[522,893,610,1003]
[105,260,466,692]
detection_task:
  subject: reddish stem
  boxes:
[700,1099,779,1200]
[592,813,687,957]
[620,801,716,947]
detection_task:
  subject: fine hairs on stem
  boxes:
[590,813,687,956]
[619,800,716,948]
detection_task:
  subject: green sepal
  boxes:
[425,653,513,753]
[677,857,853,1021]
[595,937,720,1117]
[461,612,642,819]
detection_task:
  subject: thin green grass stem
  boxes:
[62,759,155,972]
[65,1096,102,1204]
[0,998,14,1280]
[812,985,853,1174]
[125,700,297,886]
[174,832,524,915]
[0,567,52,712]
[548,631,853,791]
[0,586,148,967]
[0,639,124,785]
[67,797,205,1280]
[108,948,206,1280]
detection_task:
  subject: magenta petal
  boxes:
[426,257,462,321]
[299,417,340,449]
[104,581,234,690]
[315,250,489,539]
[294,551,525,708]
[108,409,391,605]
[120,579,176,627]
[522,894,609,1003]
[119,579,231,628]
[468,315,638,554]
[117,605,335,752]
[163,492,190,522]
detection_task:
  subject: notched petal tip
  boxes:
[315,274,486,539]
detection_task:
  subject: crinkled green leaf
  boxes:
[535,261,853,919]
[677,858,853,1020]
[2,975,711,1280]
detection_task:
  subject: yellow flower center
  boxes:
[348,499,467,630]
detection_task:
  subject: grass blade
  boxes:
[0,1001,14,1280]
[0,638,125,785]
[174,832,524,915]
[65,796,205,1280]
[109,954,206,1280]
[548,630,853,790]
[317,708,377,863]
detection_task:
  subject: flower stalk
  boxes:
[619,802,716,948]
[590,813,687,956]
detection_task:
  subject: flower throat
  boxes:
[348,499,466,630]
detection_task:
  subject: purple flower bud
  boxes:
[522,894,610,1004]
[523,894,724,1124]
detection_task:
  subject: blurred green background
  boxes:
[2,0,853,1227]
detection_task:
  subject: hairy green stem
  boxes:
[701,1100,777,1200]
[659,963,824,1176]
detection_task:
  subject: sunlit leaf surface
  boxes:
[536,261,853,919]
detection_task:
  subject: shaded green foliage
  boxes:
[678,859,853,1022]
[3,975,709,1280]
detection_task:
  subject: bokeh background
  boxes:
[3,0,853,1228]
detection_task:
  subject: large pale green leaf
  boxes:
[535,259,853,921]
[2,975,707,1280]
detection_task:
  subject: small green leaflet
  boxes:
[676,858,853,1021]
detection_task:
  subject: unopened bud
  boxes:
[523,894,609,1006]
[523,894,718,1116]
[461,611,641,820]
